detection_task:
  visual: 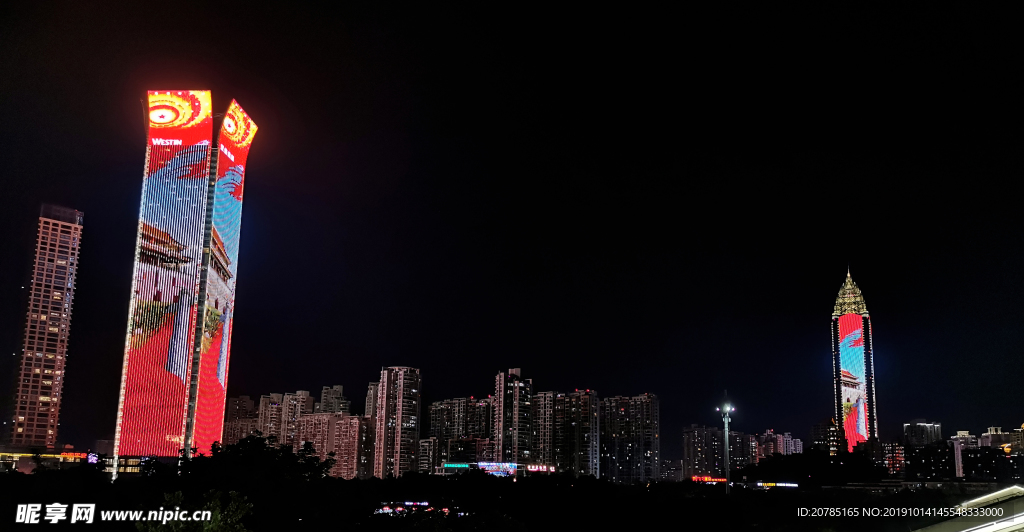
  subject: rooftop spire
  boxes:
[833,270,868,317]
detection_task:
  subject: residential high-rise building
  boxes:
[466,396,493,439]
[601,394,660,483]
[601,396,631,480]
[981,427,1014,448]
[883,442,906,476]
[316,385,350,414]
[9,205,84,448]
[355,416,375,479]
[832,270,879,452]
[222,417,258,446]
[446,438,479,463]
[659,460,683,482]
[732,432,759,468]
[560,390,600,477]
[903,419,942,448]
[810,417,840,455]
[418,437,441,473]
[373,367,421,478]
[494,368,533,464]
[682,424,724,478]
[295,412,343,464]
[225,395,255,421]
[531,391,562,467]
[759,430,801,456]
[429,398,468,440]
[953,430,979,449]
[221,395,257,445]
[631,393,660,480]
[282,391,315,445]
[257,393,284,442]
[429,397,469,463]
[365,382,379,419]
[334,414,371,480]
[292,412,365,479]
[113,91,258,460]
[950,431,978,478]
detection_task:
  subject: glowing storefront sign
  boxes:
[692,475,727,483]
[477,462,517,476]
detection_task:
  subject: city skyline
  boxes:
[1,4,1021,463]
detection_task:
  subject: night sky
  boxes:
[0,5,1019,458]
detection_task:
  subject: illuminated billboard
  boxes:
[115,92,256,458]
[838,313,868,452]
[192,100,258,454]
[477,462,517,476]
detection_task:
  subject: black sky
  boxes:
[0,4,1020,458]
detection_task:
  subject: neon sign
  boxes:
[477,462,517,476]
[756,482,798,488]
[692,475,727,483]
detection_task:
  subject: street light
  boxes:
[716,402,736,494]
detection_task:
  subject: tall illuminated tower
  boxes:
[113,90,257,462]
[8,205,83,448]
[831,270,878,452]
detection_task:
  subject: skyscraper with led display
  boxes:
[113,90,257,461]
[8,205,83,448]
[832,271,878,452]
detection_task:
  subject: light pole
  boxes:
[716,402,735,494]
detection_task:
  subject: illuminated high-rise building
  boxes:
[602,393,660,482]
[316,385,350,414]
[281,390,315,445]
[221,395,257,445]
[832,270,879,452]
[113,90,258,461]
[531,391,562,467]
[9,205,84,448]
[373,366,421,478]
[429,397,468,463]
[494,368,533,464]
[559,389,600,478]
[257,393,284,442]
[365,382,379,419]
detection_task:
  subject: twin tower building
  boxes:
[113,90,257,464]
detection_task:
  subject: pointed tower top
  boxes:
[833,271,868,317]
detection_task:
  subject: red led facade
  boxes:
[115,91,256,458]
[191,100,258,454]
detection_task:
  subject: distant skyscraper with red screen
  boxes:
[113,90,257,461]
[831,270,879,452]
[8,205,83,448]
